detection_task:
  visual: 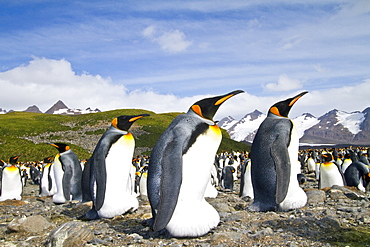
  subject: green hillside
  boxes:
[0,110,250,162]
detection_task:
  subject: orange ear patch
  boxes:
[270,106,280,116]
[111,118,118,128]
[191,105,203,117]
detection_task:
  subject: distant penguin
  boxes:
[48,143,82,204]
[358,152,370,166]
[204,163,219,198]
[319,153,346,189]
[344,161,370,192]
[40,156,57,197]
[307,155,316,173]
[0,156,23,201]
[147,90,244,237]
[341,153,353,173]
[239,158,254,199]
[138,165,149,198]
[297,173,307,185]
[81,114,149,219]
[221,165,235,191]
[248,91,308,212]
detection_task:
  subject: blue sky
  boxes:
[0,0,369,120]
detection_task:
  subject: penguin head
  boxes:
[48,143,70,153]
[9,155,20,164]
[43,156,54,163]
[268,91,308,118]
[321,153,333,163]
[111,114,150,131]
[189,90,244,120]
[0,160,5,167]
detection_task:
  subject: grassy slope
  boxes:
[0,110,250,162]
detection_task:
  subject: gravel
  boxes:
[0,172,369,247]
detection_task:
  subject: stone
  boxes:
[7,215,54,233]
[306,189,326,204]
[327,188,348,200]
[45,221,94,247]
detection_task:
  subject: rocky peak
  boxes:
[24,105,42,113]
[246,109,264,121]
[45,100,69,114]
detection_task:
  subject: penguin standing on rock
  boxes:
[81,114,149,220]
[48,143,82,204]
[248,91,308,212]
[344,161,369,192]
[239,158,254,199]
[221,165,235,191]
[147,90,244,238]
[319,153,346,189]
[0,156,23,201]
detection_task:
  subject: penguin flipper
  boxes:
[0,167,2,196]
[239,162,246,197]
[81,159,92,203]
[152,131,184,231]
[61,165,72,201]
[47,166,53,191]
[271,134,291,204]
[94,156,107,211]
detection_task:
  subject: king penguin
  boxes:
[39,156,57,197]
[239,157,254,199]
[221,165,235,191]
[0,156,23,201]
[248,91,308,212]
[344,161,369,192]
[147,90,244,237]
[48,143,83,204]
[319,153,346,189]
[81,114,149,220]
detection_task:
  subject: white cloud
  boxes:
[0,57,200,114]
[0,58,369,124]
[264,74,303,92]
[142,25,192,53]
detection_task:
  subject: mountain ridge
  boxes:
[220,107,370,146]
[0,100,101,115]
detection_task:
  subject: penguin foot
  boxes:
[246,202,277,212]
[141,218,154,228]
[78,209,100,221]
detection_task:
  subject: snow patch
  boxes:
[335,111,364,135]
[293,114,320,139]
[229,113,266,142]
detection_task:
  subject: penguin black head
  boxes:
[269,91,308,118]
[43,156,54,163]
[322,153,333,162]
[0,160,5,167]
[48,143,70,153]
[297,174,306,184]
[111,114,150,131]
[9,155,20,164]
[189,90,244,120]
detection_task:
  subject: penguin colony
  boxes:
[1,91,370,238]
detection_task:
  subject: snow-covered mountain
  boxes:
[0,100,100,115]
[0,108,7,114]
[220,107,370,145]
[45,100,101,115]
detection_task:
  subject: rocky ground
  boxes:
[0,173,369,247]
